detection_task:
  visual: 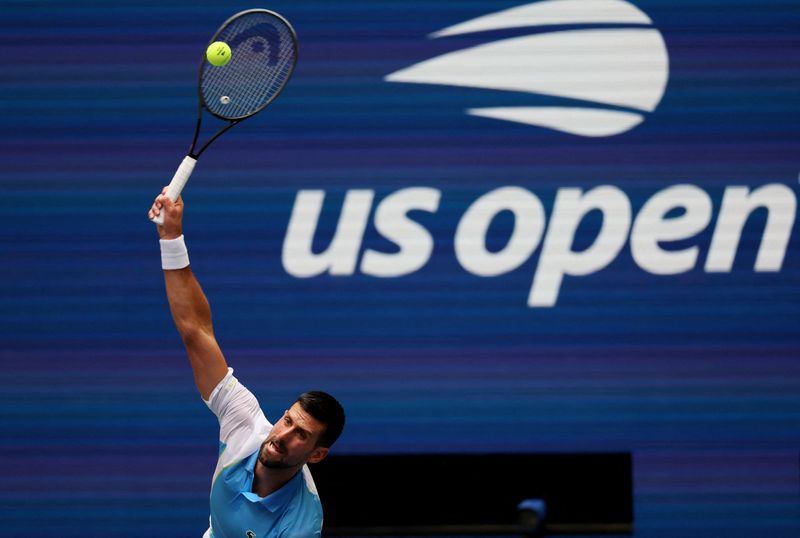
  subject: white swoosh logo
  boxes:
[385,0,669,137]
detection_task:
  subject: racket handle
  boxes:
[151,156,197,225]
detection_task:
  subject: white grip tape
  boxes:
[151,156,197,225]
[166,155,197,201]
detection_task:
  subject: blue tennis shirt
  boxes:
[201,368,323,538]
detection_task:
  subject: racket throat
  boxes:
[188,117,241,159]
[188,117,203,158]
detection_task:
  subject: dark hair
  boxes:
[296,391,345,448]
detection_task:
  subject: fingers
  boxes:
[147,187,184,223]
[148,187,171,221]
[148,193,165,220]
[148,198,159,220]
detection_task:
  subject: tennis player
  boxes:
[149,190,345,538]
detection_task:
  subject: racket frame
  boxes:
[151,9,298,225]
[189,8,299,159]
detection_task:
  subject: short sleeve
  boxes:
[203,367,271,446]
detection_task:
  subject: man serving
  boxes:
[149,190,345,538]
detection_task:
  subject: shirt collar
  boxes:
[241,449,303,512]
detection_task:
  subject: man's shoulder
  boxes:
[300,465,320,497]
[293,466,323,515]
[279,467,323,537]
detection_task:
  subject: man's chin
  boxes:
[262,458,292,469]
[259,445,291,469]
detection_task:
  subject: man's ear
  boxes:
[308,447,329,464]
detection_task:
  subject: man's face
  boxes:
[258,402,329,470]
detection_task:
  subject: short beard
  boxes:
[262,458,293,469]
[258,438,292,469]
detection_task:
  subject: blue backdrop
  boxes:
[1,0,798,536]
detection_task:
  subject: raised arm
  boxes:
[149,190,228,400]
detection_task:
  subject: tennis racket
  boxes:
[150,9,298,225]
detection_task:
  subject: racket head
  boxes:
[199,9,298,121]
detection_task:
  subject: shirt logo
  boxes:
[246,531,256,538]
[385,0,669,137]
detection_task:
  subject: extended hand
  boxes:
[148,187,184,240]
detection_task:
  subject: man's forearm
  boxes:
[163,265,229,399]
[164,266,213,339]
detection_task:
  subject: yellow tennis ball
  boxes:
[206,41,231,67]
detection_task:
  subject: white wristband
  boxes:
[160,234,190,270]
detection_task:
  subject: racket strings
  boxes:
[201,11,297,120]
